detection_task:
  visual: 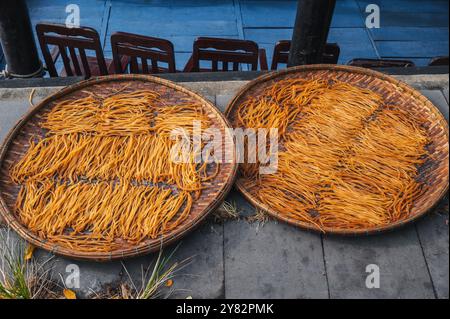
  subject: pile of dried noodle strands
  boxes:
[11,134,208,193]
[235,78,430,231]
[16,181,192,251]
[11,88,218,252]
[43,90,159,135]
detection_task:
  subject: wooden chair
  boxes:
[111,32,176,74]
[183,37,268,72]
[347,58,415,68]
[36,23,116,78]
[429,56,449,66]
[270,40,340,70]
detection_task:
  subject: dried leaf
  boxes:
[63,289,77,299]
[24,244,35,261]
[165,279,174,287]
[121,283,131,299]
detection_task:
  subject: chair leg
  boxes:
[107,55,131,74]
[183,55,195,72]
[259,48,268,71]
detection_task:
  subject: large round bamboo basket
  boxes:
[0,74,237,261]
[225,65,449,235]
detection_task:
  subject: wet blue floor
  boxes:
[1,0,449,71]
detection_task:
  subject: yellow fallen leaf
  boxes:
[186,296,193,299]
[24,244,35,261]
[166,279,174,287]
[63,289,77,299]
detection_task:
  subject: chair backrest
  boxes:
[271,40,340,70]
[429,56,449,66]
[191,37,260,72]
[36,23,107,78]
[347,58,415,68]
[111,32,176,74]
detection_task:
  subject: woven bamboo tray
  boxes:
[225,65,449,235]
[0,74,237,261]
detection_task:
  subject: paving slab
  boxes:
[121,221,225,299]
[28,0,108,63]
[357,0,449,13]
[394,74,449,90]
[240,0,363,28]
[224,219,328,299]
[28,0,106,33]
[105,0,238,54]
[0,87,60,145]
[331,0,365,28]
[35,249,123,298]
[416,196,449,299]
[182,81,247,97]
[442,87,449,105]
[224,191,328,299]
[369,27,449,42]
[376,41,449,59]
[202,95,215,106]
[323,225,435,299]
[420,89,449,122]
[240,1,296,28]
[215,94,235,113]
[372,11,448,27]
[0,87,62,160]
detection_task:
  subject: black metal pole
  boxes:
[288,0,336,66]
[0,0,42,78]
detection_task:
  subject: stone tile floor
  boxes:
[1,0,448,70]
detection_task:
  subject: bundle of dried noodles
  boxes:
[234,78,429,231]
[11,88,219,252]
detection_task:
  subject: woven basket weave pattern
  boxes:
[0,74,237,261]
[225,65,449,235]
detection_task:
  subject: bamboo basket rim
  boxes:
[0,74,238,260]
[225,64,449,235]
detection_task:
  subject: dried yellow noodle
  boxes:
[234,79,429,231]
[11,88,219,252]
